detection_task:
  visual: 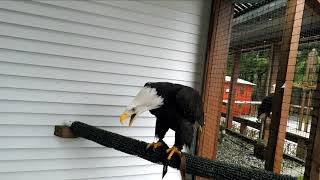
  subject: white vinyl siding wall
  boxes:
[0,0,211,179]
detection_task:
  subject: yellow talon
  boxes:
[166,146,181,160]
[146,141,163,150]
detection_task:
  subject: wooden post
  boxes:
[226,52,241,129]
[265,0,305,173]
[298,90,307,130]
[268,44,281,94]
[240,123,247,135]
[304,53,320,180]
[304,90,312,132]
[265,46,274,96]
[306,113,320,180]
[304,50,317,132]
[298,49,318,131]
[259,116,266,139]
[197,1,233,180]
[296,138,307,159]
[263,117,272,145]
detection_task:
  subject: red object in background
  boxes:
[221,76,255,115]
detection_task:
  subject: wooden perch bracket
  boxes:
[54,125,78,138]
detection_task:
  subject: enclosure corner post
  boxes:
[265,0,305,173]
[197,0,233,179]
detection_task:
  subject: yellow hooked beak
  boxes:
[119,111,137,127]
[120,112,129,125]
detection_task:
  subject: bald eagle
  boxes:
[257,83,285,119]
[120,82,204,160]
[257,94,273,119]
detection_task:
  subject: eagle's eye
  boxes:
[131,107,136,112]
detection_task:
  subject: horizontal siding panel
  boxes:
[0,148,128,161]
[0,140,179,161]
[0,9,199,53]
[0,1,199,43]
[0,75,142,96]
[34,0,200,34]
[0,62,198,88]
[0,36,202,72]
[0,137,107,149]
[93,0,200,25]
[0,125,176,137]
[0,165,177,180]
[70,172,180,180]
[0,136,175,149]
[0,100,137,116]
[142,0,208,16]
[0,157,152,172]
[0,113,156,127]
[0,0,208,179]
[0,88,132,106]
[0,24,200,63]
[0,48,199,82]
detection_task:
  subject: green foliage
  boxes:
[294,54,307,83]
[238,52,269,83]
[227,45,320,100]
[297,176,304,180]
[294,47,320,84]
[292,42,320,84]
[227,51,269,100]
[256,138,266,146]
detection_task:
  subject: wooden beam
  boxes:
[226,52,241,129]
[296,138,307,159]
[304,55,320,180]
[197,0,233,167]
[263,117,272,145]
[298,49,318,131]
[221,112,309,144]
[240,123,247,135]
[265,0,305,173]
[268,44,281,94]
[308,107,320,180]
[298,90,307,130]
[304,50,317,132]
[265,47,273,96]
[197,0,234,178]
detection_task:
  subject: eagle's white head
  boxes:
[120,87,164,127]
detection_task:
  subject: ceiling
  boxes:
[233,0,274,17]
[230,0,320,50]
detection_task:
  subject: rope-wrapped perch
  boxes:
[54,121,296,180]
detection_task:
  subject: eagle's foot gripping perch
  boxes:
[146,141,163,150]
[166,146,181,160]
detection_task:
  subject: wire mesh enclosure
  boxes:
[210,0,320,179]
